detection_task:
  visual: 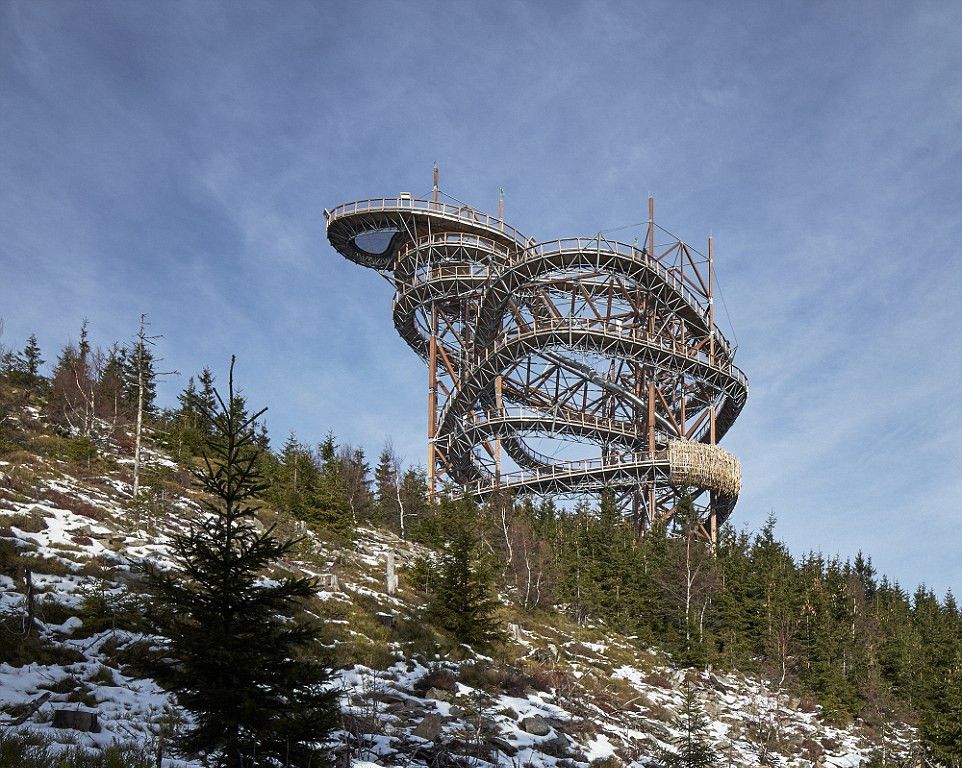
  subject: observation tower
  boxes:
[325,170,747,541]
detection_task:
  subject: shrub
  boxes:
[0,511,48,533]
[415,667,457,693]
[40,489,104,521]
[0,729,153,768]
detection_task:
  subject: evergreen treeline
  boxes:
[1,323,960,764]
[520,503,962,748]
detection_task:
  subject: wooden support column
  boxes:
[646,197,657,524]
[647,378,657,523]
[708,234,717,448]
[432,164,439,208]
[709,494,718,548]
[707,235,718,546]
[647,196,655,259]
[494,374,503,481]
[647,379,656,458]
[427,306,438,500]
[708,235,715,367]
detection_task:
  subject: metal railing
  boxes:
[479,318,748,390]
[461,449,671,496]
[508,237,736,356]
[327,197,529,248]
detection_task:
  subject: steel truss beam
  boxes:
[326,190,747,540]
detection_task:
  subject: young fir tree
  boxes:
[94,345,128,431]
[920,649,962,765]
[373,445,399,527]
[48,320,96,435]
[310,431,352,536]
[649,679,719,767]
[171,368,220,458]
[123,337,158,415]
[416,497,500,650]
[197,367,217,420]
[144,358,338,768]
[12,333,45,391]
[269,433,317,518]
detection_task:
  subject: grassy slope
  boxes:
[0,396,917,767]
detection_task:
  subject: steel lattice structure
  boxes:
[325,178,747,540]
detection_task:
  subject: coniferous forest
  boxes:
[0,322,960,767]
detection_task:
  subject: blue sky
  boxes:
[2,1,960,595]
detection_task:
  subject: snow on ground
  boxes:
[0,427,916,766]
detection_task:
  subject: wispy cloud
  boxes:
[1,0,959,594]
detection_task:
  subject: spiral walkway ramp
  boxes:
[325,183,747,539]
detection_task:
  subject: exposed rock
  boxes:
[415,669,457,693]
[341,713,379,734]
[531,644,561,663]
[373,689,407,705]
[645,721,672,740]
[487,736,518,756]
[412,713,444,741]
[545,716,568,729]
[709,673,731,694]
[424,686,453,702]
[52,708,100,733]
[479,718,499,734]
[520,714,551,736]
[542,733,572,757]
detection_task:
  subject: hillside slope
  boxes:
[0,405,918,767]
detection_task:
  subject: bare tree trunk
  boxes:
[391,454,406,539]
[395,479,405,539]
[501,498,513,571]
[132,339,144,499]
[685,535,693,645]
[134,360,144,499]
[25,567,35,636]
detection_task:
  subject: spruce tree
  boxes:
[48,322,96,435]
[12,334,45,390]
[417,497,500,650]
[270,433,315,518]
[337,445,372,526]
[171,376,201,455]
[144,358,338,767]
[650,679,719,767]
[198,367,218,424]
[921,658,962,767]
[310,431,352,536]
[78,318,91,360]
[124,339,158,415]
[398,466,429,533]
[95,345,128,429]
[374,445,398,527]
